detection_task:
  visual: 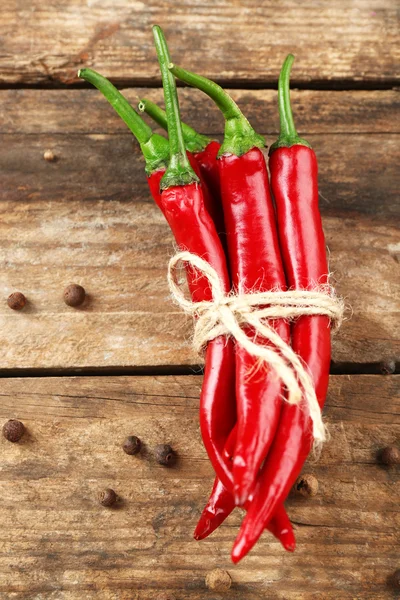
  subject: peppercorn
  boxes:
[380,446,400,466]
[205,568,232,592]
[98,488,117,507]
[392,569,400,588]
[63,284,86,307]
[379,360,396,375]
[293,473,319,497]
[3,419,25,443]
[7,292,26,311]
[122,435,142,455]
[43,149,56,162]
[154,444,176,466]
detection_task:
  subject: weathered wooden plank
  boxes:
[0,88,398,370]
[1,88,399,220]
[2,132,399,218]
[0,199,398,370]
[1,1,398,85]
[0,375,399,599]
[2,89,399,136]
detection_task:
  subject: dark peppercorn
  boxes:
[380,446,400,466]
[99,488,117,507]
[7,292,26,311]
[3,419,25,443]
[122,435,142,455]
[379,360,396,375]
[155,444,176,466]
[63,284,86,307]
[293,473,319,497]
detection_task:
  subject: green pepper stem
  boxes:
[138,98,211,154]
[169,64,265,157]
[78,68,152,144]
[153,26,199,188]
[278,54,297,141]
[78,68,170,174]
[270,55,311,152]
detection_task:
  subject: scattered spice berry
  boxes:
[155,444,176,466]
[43,149,56,162]
[205,568,232,592]
[122,435,142,455]
[98,488,117,507]
[7,292,26,311]
[63,284,86,307]
[392,569,400,588]
[293,473,319,497]
[380,446,400,466]
[379,360,396,375]
[3,419,25,443]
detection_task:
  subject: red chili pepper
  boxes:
[194,476,295,552]
[139,97,295,548]
[152,26,236,491]
[79,54,236,492]
[196,428,295,551]
[170,63,291,505]
[138,98,286,550]
[138,99,224,237]
[232,55,330,563]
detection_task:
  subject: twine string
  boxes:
[167,251,344,443]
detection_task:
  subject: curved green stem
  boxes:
[153,26,199,189]
[169,64,265,157]
[138,98,211,154]
[78,68,169,174]
[269,55,311,153]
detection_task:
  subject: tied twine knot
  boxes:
[168,251,344,443]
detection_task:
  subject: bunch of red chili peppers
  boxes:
[79,25,332,563]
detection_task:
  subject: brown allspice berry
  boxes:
[98,488,117,507]
[380,446,400,466]
[154,444,176,466]
[43,149,56,162]
[3,419,25,443]
[205,568,232,592]
[7,292,26,311]
[293,473,319,497]
[63,284,86,307]
[122,435,141,455]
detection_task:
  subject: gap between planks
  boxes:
[0,362,397,379]
[0,79,399,92]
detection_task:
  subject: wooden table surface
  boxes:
[1,2,399,599]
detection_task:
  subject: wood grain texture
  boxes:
[0,199,398,370]
[1,0,398,86]
[0,374,399,599]
[0,89,399,370]
[2,89,399,136]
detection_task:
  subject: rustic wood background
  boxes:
[0,1,399,599]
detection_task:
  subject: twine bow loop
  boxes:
[167,251,344,444]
